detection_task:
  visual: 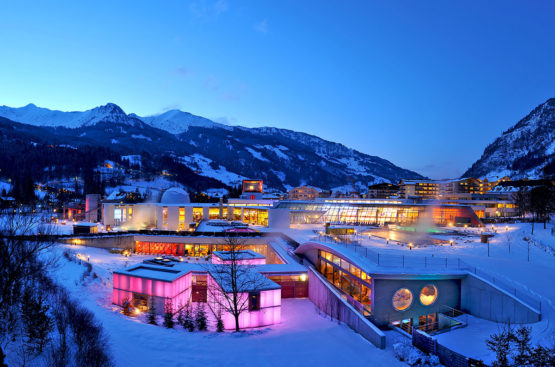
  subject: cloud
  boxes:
[174,67,191,77]
[203,75,220,92]
[189,0,228,19]
[212,116,236,125]
[410,162,462,180]
[161,103,183,113]
[213,0,228,15]
[254,19,268,35]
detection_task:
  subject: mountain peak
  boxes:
[90,103,127,117]
[139,109,228,134]
[463,98,555,180]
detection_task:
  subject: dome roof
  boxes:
[160,187,190,204]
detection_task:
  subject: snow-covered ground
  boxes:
[52,245,406,367]
[47,220,554,366]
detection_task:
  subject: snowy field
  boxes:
[52,245,405,367]
[47,220,554,366]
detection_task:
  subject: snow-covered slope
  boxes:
[0,103,144,128]
[463,98,555,180]
[137,109,230,134]
[0,102,426,189]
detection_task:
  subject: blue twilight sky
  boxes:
[0,1,554,179]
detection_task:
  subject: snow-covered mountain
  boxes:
[462,98,555,180]
[0,102,426,189]
[0,103,145,128]
[136,110,230,134]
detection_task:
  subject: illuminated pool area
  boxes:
[294,241,541,334]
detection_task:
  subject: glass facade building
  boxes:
[278,201,481,227]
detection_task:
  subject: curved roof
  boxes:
[160,187,190,204]
[295,241,468,278]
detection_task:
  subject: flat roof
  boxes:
[114,262,202,282]
[208,265,280,292]
[213,250,265,260]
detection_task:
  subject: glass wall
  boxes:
[208,208,220,220]
[318,250,372,314]
[243,209,268,226]
[280,202,480,227]
[134,241,283,264]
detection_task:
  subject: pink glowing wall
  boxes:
[211,254,266,265]
[207,275,281,329]
[112,272,192,312]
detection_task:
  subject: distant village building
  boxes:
[399,177,509,200]
[367,183,400,199]
[288,186,321,200]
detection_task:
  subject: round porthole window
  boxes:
[392,288,413,311]
[420,285,438,306]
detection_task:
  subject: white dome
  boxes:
[160,187,190,204]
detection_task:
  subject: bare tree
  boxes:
[0,210,58,348]
[514,189,529,220]
[206,235,270,332]
[530,186,554,230]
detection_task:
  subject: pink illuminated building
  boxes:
[113,262,196,313]
[207,266,281,329]
[113,259,281,329]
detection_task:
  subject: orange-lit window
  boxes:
[178,207,185,230]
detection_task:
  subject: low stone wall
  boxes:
[307,267,386,349]
[461,273,541,324]
[62,235,135,250]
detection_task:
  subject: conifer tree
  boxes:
[216,317,224,332]
[486,327,511,367]
[20,287,53,353]
[195,303,207,331]
[176,304,184,326]
[183,304,195,332]
[512,326,532,366]
[163,299,174,328]
[147,296,157,325]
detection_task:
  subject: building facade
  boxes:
[288,186,320,200]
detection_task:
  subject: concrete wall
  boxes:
[372,278,461,326]
[62,235,135,250]
[307,267,386,349]
[460,273,540,324]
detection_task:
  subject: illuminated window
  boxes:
[420,285,438,306]
[162,206,168,226]
[208,208,220,219]
[392,288,413,311]
[128,206,133,219]
[193,208,203,222]
[178,207,185,230]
